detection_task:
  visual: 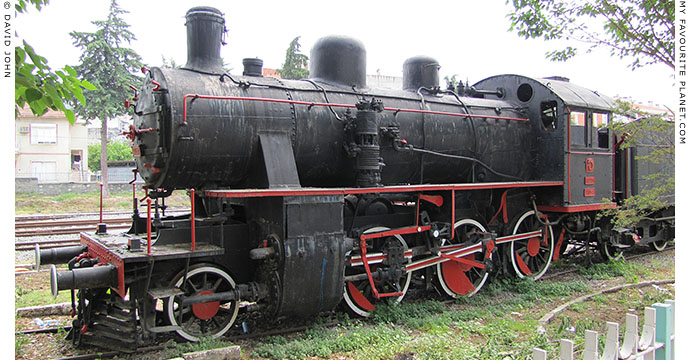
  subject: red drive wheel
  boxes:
[343,227,411,317]
[166,264,240,341]
[509,210,554,279]
[436,219,490,298]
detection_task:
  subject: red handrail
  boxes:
[181,94,529,125]
[190,188,196,251]
[146,198,152,255]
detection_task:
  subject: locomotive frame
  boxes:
[37,6,674,352]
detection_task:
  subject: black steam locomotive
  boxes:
[37,6,674,351]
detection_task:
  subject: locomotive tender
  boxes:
[37,6,674,351]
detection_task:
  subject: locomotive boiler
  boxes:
[132,7,532,191]
[38,6,674,352]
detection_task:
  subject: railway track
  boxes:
[539,244,675,281]
[15,209,189,223]
[14,210,189,240]
[16,224,132,237]
[16,238,81,252]
[15,217,131,229]
[17,316,340,360]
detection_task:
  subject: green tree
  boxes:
[277,36,309,79]
[507,0,674,70]
[14,0,96,122]
[70,0,144,197]
[160,55,180,69]
[88,141,134,172]
[444,75,458,90]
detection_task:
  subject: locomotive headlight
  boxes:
[433,229,440,238]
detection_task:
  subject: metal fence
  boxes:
[533,300,674,360]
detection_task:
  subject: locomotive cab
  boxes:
[474,75,616,211]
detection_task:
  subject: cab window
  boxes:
[540,101,558,131]
[594,112,610,149]
[570,111,586,146]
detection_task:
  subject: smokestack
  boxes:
[183,7,226,75]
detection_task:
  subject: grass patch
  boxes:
[369,300,447,327]
[16,283,71,308]
[166,336,232,358]
[578,259,644,282]
[251,323,408,360]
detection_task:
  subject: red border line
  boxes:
[569,151,614,156]
[537,203,616,213]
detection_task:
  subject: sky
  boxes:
[13,0,675,108]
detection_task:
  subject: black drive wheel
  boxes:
[166,264,240,341]
[509,210,554,280]
[436,219,490,298]
[343,226,412,317]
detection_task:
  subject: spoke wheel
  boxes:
[650,240,668,251]
[343,227,411,317]
[599,240,624,261]
[166,264,240,341]
[509,210,554,279]
[436,219,490,298]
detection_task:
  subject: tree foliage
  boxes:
[507,0,674,70]
[161,55,180,69]
[277,36,309,79]
[14,0,96,123]
[88,141,134,172]
[70,0,143,196]
[70,0,144,122]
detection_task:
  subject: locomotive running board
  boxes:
[205,181,564,198]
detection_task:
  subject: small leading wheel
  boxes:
[436,219,490,298]
[343,227,412,317]
[599,239,624,261]
[509,210,554,279]
[166,264,240,341]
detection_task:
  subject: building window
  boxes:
[30,161,57,182]
[30,123,57,144]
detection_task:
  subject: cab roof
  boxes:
[534,77,614,112]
